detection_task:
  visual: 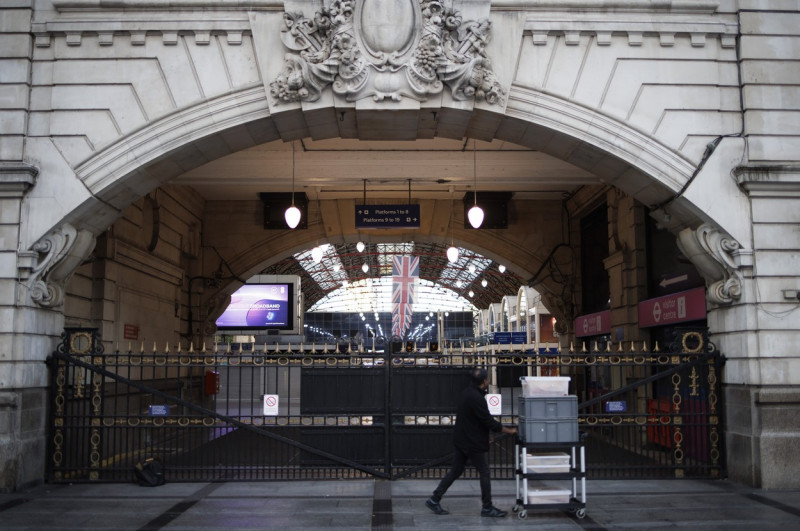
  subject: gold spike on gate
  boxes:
[569,342,574,353]
[618,341,624,352]
[654,341,660,352]
[166,343,171,353]
[606,342,612,353]
[581,342,587,353]
[642,341,649,352]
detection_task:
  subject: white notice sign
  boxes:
[263,394,279,416]
[486,394,502,415]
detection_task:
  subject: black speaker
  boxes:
[260,192,308,230]
[463,192,513,229]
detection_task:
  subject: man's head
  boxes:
[471,368,488,388]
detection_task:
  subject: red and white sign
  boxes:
[123,324,139,340]
[575,310,611,338]
[638,287,706,328]
[486,394,502,416]
[263,395,279,416]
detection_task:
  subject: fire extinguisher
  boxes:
[204,370,220,395]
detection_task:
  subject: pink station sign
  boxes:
[575,310,611,338]
[638,287,706,328]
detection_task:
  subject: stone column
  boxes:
[728,166,800,488]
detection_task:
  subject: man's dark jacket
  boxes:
[453,383,503,453]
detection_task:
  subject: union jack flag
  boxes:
[391,255,419,339]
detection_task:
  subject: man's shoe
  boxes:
[480,506,508,517]
[425,498,449,515]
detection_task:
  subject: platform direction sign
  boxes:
[356,204,420,229]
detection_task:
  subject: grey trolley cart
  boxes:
[513,394,587,519]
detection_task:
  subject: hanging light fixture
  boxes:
[498,264,506,273]
[468,290,474,297]
[467,139,484,229]
[481,278,488,287]
[362,262,369,273]
[284,141,301,229]
[447,189,459,263]
[356,241,365,253]
[311,246,323,263]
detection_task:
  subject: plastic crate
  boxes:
[518,396,577,419]
[520,417,578,443]
[525,487,572,504]
[520,376,570,397]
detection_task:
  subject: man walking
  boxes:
[425,367,517,517]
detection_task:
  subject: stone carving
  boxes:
[19,224,96,308]
[676,223,743,306]
[269,0,505,104]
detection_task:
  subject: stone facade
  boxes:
[0,0,799,490]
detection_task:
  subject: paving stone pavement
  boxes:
[1,478,799,530]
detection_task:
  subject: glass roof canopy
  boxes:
[260,241,525,314]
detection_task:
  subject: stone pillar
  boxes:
[604,190,648,344]
[727,166,800,488]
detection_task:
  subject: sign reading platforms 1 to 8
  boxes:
[356,204,420,229]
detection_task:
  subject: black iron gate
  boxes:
[47,328,725,483]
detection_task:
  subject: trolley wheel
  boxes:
[575,508,586,519]
[518,510,528,519]
[512,503,522,513]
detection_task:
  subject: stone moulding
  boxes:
[269,0,506,105]
[676,223,744,306]
[17,224,96,308]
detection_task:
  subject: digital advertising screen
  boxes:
[215,283,293,330]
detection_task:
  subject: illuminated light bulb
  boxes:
[498,264,506,273]
[481,278,488,287]
[468,264,476,274]
[467,204,484,229]
[285,205,301,229]
[456,280,463,288]
[356,241,365,252]
[446,246,459,263]
[311,246,323,263]
[362,263,369,273]
[468,290,474,297]
[333,263,341,272]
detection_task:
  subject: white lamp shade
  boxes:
[356,241,365,252]
[481,278,488,287]
[362,263,369,273]
[468,290,474,297]
[446,246,459,263]
[498,264,506,273]
[311,246,323,263]
[468,264,476,274]
[285,205,301,228]
[467,205,484,228]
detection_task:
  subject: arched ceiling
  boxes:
[259,240,526,311]
[177,136,600,313]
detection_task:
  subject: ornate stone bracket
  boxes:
[270,0,505,105]
[676,223,743,306]
[17,223,96,308]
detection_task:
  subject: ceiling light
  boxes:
[468,290,474,297]
[467,139,484,229]
[447,246,459,263]
[284,142,301,229]
[468,264,476,274]
[333,263,341,272]
[456,280,463,288]
[498,264,506,273]
[357,241,365,252]
[481,278,488,287]
[362,263,369,273]
[311,246,323,263]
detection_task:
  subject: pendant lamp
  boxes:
[284,142,301,229]
[467,139,484,229]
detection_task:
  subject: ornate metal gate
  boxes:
[47,328,724,483]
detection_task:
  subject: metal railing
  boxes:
[47,329,724,483]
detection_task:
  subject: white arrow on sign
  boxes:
[659,274,688,288]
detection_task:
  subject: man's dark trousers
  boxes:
[431,448,492,508]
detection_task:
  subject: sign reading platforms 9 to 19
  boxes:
[356,204,420,229]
